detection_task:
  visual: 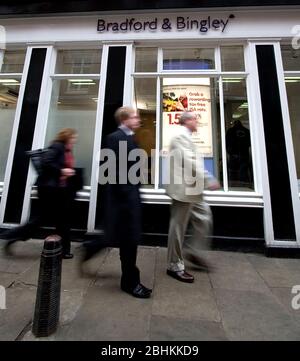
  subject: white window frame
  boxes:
[131,44,263,207]
[0,47,29,227]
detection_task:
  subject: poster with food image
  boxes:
[162,83,213,157]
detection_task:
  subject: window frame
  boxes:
[132,44,258,201]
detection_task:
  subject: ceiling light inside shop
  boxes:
[223,78,242,83]
[68,79,94,83]
[2,83,20,86]
[232,113,243,119]
[239,102,248,109]
[285,77,300,83]
[0,79,19,84]
[71,82,96,85]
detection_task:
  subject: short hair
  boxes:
[114,106,136,124]
[53,128,77,144]
[179,111,196,125]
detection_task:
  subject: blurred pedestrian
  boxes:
[1,128,80,259]
[166,111,220,283]
[81,106,152,298]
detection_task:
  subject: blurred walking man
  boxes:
[166,111,220,283]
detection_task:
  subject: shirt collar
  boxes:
[119,124,134,136]
[181,125,193,137]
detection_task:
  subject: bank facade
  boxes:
[0,1,300,249]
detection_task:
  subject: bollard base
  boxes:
[32,235,62,338]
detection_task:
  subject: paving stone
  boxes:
[215,288,300,341]
[0,272,17,288]
[152,248,220,323]
[22,289,85,341]
[59,249,154,341]
[205,251,270,293]
[270,287,300,320]
[0,252,39,275]
[150,315,227,341]
[0,283,36,341]
[247,254,300,288]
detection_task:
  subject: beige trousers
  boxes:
[167,198,212,272]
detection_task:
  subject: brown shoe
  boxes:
[166,269,194,283]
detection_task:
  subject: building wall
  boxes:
[0,7,299,247]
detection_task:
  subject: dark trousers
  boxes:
[85,188,141,290]
[38,186,73,254]
[117,200,141,290]
[2,186,73,254]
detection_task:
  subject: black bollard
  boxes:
[32,235,62,337]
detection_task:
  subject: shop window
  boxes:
[133,46,254,193]
[282,44,300,191]
[221,46,245,72]
[163,48,215,70]
[286,78,300,190]
[0,49,24,184]
[55,49,102,74]
[0,50,26,73]
[223,79,254,190]
[45,49,102,187]
[281,44,300,71]
[45,79,99,186]
[0,78,20,182]
[133,78,157,187]
[135,48,157,72]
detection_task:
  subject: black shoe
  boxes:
[121,283,152,298]
[62,253,74,259]
[166,269,194,283]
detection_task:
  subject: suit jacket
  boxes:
[166,127,205,203]
[104,128,142,243]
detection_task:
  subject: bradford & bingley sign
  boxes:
[97,14,235,34]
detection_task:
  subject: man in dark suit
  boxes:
[82,106,152,299]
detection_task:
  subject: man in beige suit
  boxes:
[166,111,219,283]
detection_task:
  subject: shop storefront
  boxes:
[0,1,300,248]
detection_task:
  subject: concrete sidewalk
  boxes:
[0,239,300,341]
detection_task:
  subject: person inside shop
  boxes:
[1,128,81,259]
[225,119,252,187]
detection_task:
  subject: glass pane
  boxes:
[135,48,157,72]
[55,49,102,74]
[0,50,26,73]
[163,48,215,70]
[281,44,300,71]
[223,78,254,191]
[285,77,300,191]
[133,78,156,188]
[221,46,245,72]
[161,77,223,189]
[0,78,20,181]
[45,79,99,186]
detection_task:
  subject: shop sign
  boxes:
[97,14,235,34]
